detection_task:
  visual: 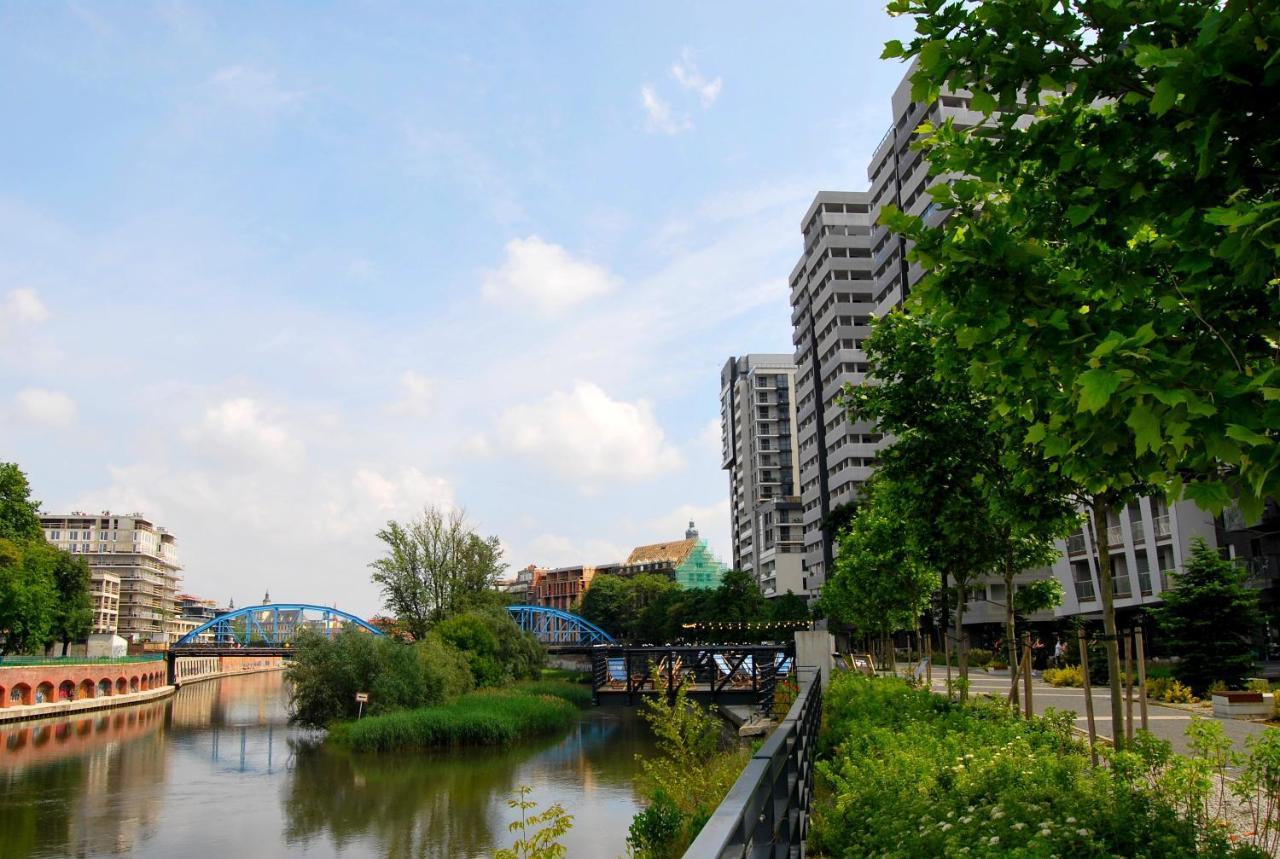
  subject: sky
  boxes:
[0,1,913,617]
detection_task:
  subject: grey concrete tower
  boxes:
[788,192,878,595]
[720,354,804,596]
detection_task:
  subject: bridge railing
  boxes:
[682,667,822,859]
[590,645,793,713]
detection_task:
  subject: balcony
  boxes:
[1106,525,1124,546]
[1153,515,1172,539]
[1066,534,1087,555]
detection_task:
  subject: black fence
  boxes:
[590,644,795,714]
[682,667,823,859]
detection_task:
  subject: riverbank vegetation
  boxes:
[328,682,586,752]
[811,674,1273,857]
[626,687,751,859]
[287,607,545,727]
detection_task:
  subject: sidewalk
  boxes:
[924,670,1277,758]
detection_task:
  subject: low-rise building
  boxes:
[528,566,598,612]
[620,522,727,590]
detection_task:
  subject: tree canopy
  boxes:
[369,506,507,639]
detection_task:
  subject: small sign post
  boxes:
[355,691,368,719]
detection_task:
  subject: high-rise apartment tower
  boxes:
[720,354,804,596]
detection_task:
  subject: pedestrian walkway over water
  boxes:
[591,644,794,714]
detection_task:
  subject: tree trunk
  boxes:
[1091,498,1126,750]
[1004,547,1019,707]
[941,569,952,699]
[61,637,70,657]
[954,573,969,701]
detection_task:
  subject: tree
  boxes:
[883,0,1280,741]
[842,311,1073,694]
[369,506,506,639]
[1154,538,1261,695]
[0,539,57,655]
[709,569,767,623]
[818,479,938,670]
[0,463,42,543]
[768,591,810,623]
[49,551,93,655]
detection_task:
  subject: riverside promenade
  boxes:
[929,671,1277,757]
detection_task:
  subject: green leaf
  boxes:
[881,40,905,59]
[1150,76,1179,116]
[1090,334,1124,359]
[1226,424,1272,447]
[955,327,982,349]
[1024,423,1046,444]
[1204,207,1259,228]
[1066,204,1098,226]
[1125,404,1162,454]
[1076,369,1122,413]
[969,90,997,114]
[1184,480,1231,513]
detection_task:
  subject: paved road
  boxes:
[925,671,1277,757]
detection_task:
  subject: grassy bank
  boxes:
[328,681,588,752]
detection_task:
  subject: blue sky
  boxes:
[0,1,913,616]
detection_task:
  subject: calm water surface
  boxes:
[0,671,658,858]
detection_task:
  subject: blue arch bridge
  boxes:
[172,603,613,653]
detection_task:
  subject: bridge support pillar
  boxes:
[794,630,835,685]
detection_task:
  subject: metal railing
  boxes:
[683,668,822,859]
[0,654,166,667]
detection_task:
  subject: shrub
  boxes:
[1163,681,1197,704]
[1209,680,1229,696]
[288,630,447,727]
[809,675,1244,857]
[1044,665,1085,687]
[967,648,993,669]
[1147,677,1172,701]
[627,789,684,859]
[1247,679,1270,694]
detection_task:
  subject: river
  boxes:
[0,671,660,858]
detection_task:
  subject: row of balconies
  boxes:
[1065,514,1173,555]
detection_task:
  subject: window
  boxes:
[989,583,1007,604]
[1071,561,1096,602]
[1111,556,1133,599]
[1135,551,1153,596]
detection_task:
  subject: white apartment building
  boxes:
[720,354,805,597]
[41,512,183,645]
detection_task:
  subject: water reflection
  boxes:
[0,672,656,858]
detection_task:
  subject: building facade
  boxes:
[89,572,120,635]
[528,566,598,612]
[720,354,804,597]
[41,512,183,645]
[788,191,878,595]
[620,522,727,590]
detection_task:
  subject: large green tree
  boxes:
[369,506,506,639]
[0,463,42,542]
[818,478,938,671]
[841,312,1072,694]
[49,551,93,655]
[883,0,1280,740]
[0,539,58,655]
[1154,537,1262,695]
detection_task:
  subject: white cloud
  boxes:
[14,388,77,428]
[184,397,304,467]
[481,236,619,315]
[210,65,306,114]
[641,85,690,135]
[700,417,724,456]
[528,533,629,568]
[387,370,434,418]
[498,382,683,487]
[671,50,722,107]
[353,466,453,515]
[3,288,50,324]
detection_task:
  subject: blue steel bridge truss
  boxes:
[174,603,385,647]
[174,602,612,648]
[506,605,614,646]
